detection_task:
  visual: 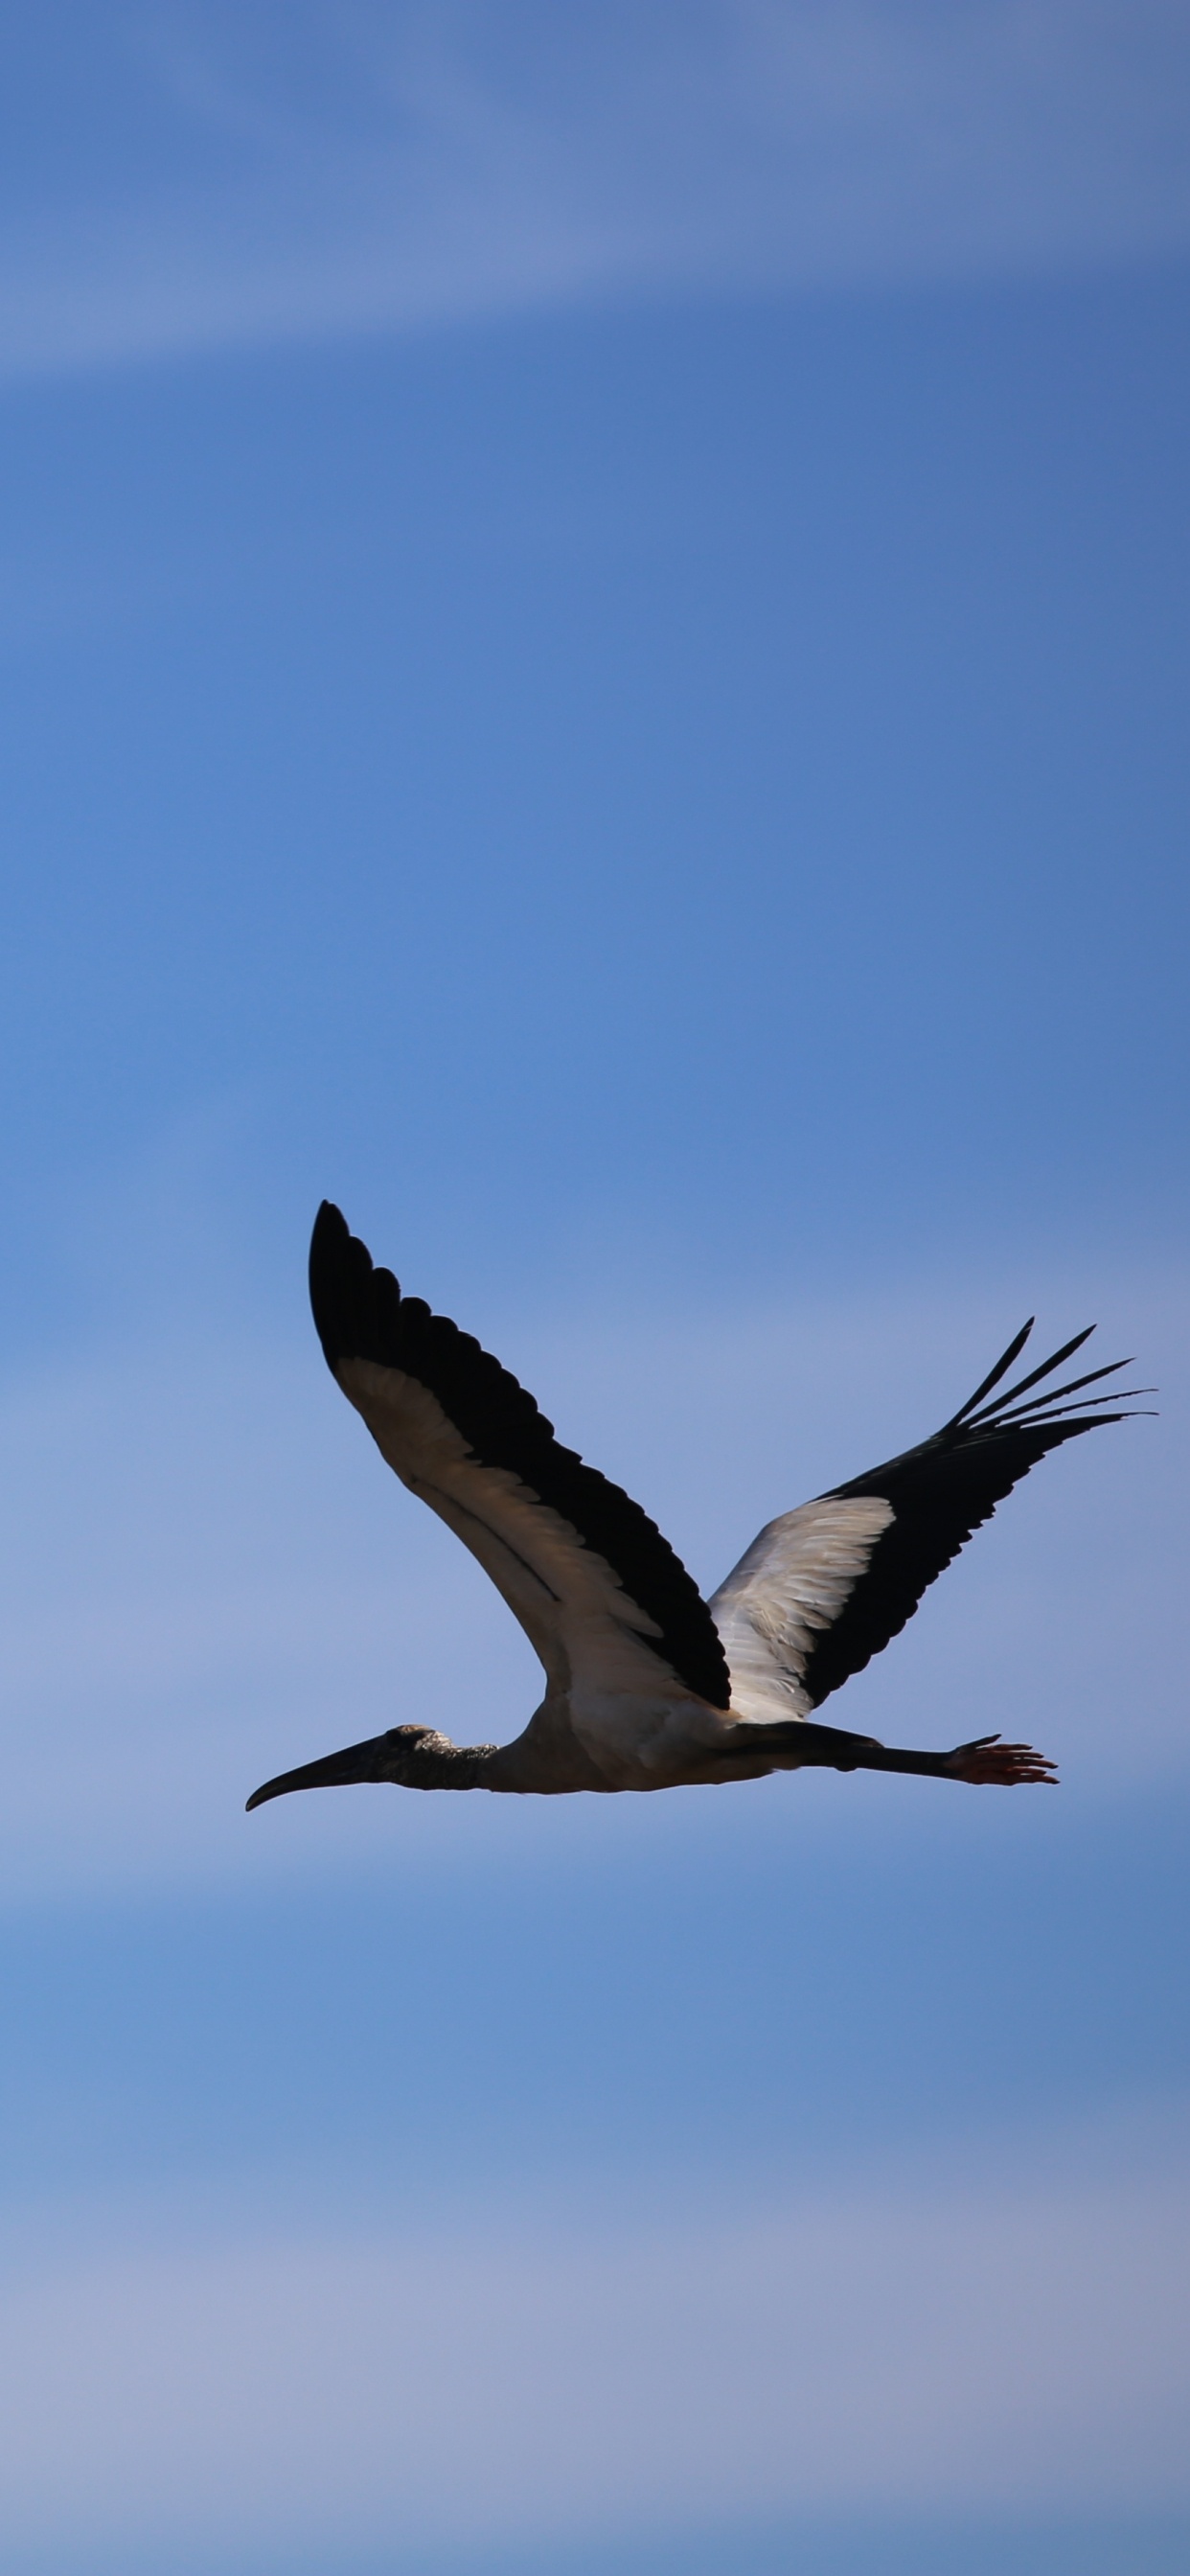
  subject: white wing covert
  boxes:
[711,1498,894,1723]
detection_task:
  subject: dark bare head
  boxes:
[246,1724,499,1808]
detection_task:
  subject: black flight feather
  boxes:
[960,1327,1099,1424]
[309,1203,732,1711]
[798,1319,1144,1713]
[947,1319,1036,1424]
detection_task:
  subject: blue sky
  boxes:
[0,9,1187,2572]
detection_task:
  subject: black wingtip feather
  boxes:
[984,1372,1151,1430]
[970,1356,1132,1425]
[962,1325,1098,1426]
[309,1200,365,1371]
[948,1320,1035,1425]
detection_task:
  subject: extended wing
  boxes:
[309,1204,731,1711]
[711,1319,1148,1724]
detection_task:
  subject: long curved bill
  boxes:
[245,1729,401,1811]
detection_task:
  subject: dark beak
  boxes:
[245,1727,413,1811]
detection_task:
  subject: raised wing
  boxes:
[309,1204,731,1710]
[711,1319,1148,1723]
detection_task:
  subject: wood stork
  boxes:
[247,1204,1146,1812]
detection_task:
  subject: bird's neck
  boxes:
[382,1727,500,1790]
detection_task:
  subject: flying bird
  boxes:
[247,1205,1146,1812]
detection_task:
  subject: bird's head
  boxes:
[245,1724,442,1809]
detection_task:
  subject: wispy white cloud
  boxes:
[0,2,1187,379]
[2,2133,1186,2550]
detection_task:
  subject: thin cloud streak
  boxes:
[0,3,1188,379]
[1,2150,1186,2550]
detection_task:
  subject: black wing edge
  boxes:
[309,1201,732,1710]
[798,1317,1153,1712]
